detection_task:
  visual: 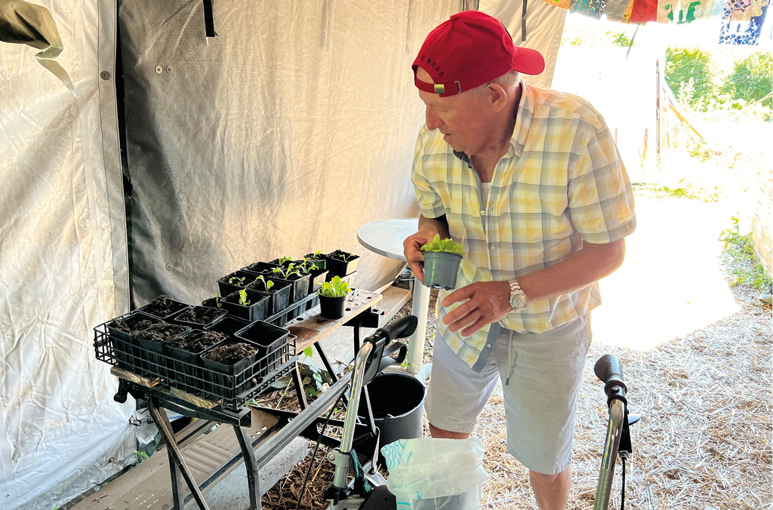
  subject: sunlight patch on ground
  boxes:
[591,196,741,351]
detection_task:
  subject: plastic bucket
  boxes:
[423,252,462,290]
[358,372,427,452]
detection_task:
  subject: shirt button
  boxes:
[480,210,485,215]
[486,343,492,348]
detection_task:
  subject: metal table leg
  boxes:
[235,425,261,510]
[406,282,430,375]
[148,400,211,510]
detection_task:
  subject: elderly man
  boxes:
[402,11,636,510]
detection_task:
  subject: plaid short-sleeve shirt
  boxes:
[412,84,636,371]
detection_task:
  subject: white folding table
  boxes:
[357,218,432,381]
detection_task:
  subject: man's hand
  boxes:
[441,281,512,336]
[403,230,438,284]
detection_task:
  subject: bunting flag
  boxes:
[719,0,770,43]
[630,0,659,21]
[657,0,715,23]
[570,0,609,18]
[606,0,637,20]
[539,0,572,10]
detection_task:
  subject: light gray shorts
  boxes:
[425,315,592,475]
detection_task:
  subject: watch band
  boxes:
[508,279,528,311]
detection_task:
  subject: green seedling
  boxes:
[253,275,274,291]
[215,293,222,308]
[319,275,350,298]
[337,252,357,262]
[229,275,246,286]
[278,255,294,264]
[238,289,250,306]
[420,234,464,255]
[272,264,302,279]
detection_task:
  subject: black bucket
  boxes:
[359,372,427,453]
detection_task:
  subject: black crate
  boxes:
[94,320,297,410]
[235,321,291,374]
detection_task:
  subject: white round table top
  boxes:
[357,218,419,262]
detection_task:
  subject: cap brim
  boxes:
[513,47,545,76]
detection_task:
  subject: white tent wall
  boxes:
[480,0,567,89]
[0,1,135,510]
[119,0,467,306]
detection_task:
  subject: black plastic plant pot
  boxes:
[166,330,228,392]
[269,257,296,267]
[242,261,281,276]
[134,323,191,379]
[217,270,258,298]
[324,250,360,278]
[136,295,190,321]
[248,278,292,316]
[205,315,252,336]
[200,340,260,405]
[201,297,220,309]
[303,253,327,270]
[305,268,328,311]
[173,306,227,330]
[268,273,310,320]
[422,251,462,290]
[106,313,162,374]
[235,321,290,376]
[220,290,270,321]
[319,294,348,320]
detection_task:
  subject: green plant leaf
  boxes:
[238,289,250,306]
[319,275,350,297]
[420,234,465,255]
[303,346,313,357]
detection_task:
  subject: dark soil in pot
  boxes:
[167,330,226,353]
[174,306,226,328]
[137,295,189,320]
[134,323,190,344]
[204,342,257,365]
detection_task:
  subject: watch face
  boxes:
[511,293,527,310]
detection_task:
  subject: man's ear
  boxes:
[486,83,508,113]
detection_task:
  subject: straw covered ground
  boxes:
[259,272,771,510]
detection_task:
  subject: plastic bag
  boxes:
[381,437,490,510]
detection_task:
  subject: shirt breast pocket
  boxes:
[501,183,570,245]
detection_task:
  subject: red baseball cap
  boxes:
[412,10,545,97]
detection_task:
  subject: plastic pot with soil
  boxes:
[205,315,252,336]
[264,265,310,319]
[318,275,351,320]
[324,249,360,278]
[106,312,161,371]
[235,321,290,376]
[201,340,260,404]
[220,289,270,321]
[302,252,327,270]
[134,323,191,378]
[173,305,226,329]
[166,329,227,391]
[420,235,465,290]
[137,295,189,320]
[248,276,292,325]
[217,270,259,298]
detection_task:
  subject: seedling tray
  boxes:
[136,296,190,321]
[94,316,297,411]
[235,321,291,373]
[324,250,360,278]
[173,305,227,329]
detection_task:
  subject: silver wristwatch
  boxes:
[508,279,528,311]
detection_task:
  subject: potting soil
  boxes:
[205,343,257,365]
[176,307,222,324]
[167,330,225,353]
[142,295,186,317]
[134,323,189,343]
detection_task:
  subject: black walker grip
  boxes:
[594,354,627,391]
[376,316,418,342]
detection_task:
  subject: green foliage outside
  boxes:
[665,47,716,110]
[719,217,772,291]
[665,47,772,118]
[721,52,773,108]
[564,30,634,47]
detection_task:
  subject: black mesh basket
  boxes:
[94,314,297,410]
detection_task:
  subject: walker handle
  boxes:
[594,354,627,394]
[375,315,418,342]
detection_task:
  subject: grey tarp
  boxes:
[0,1,134,509]
[119,1,469,306]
